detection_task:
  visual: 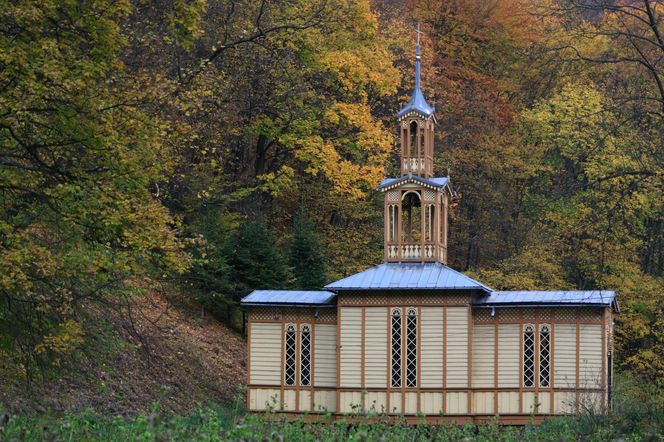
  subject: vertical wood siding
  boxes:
[340,307,362,387]
[472,324,495,387]
[420,307,444,388]
[249,323,282,385]
[313,391,336,413]
[497,324,520,388]
[314,324,337,387]
[364,307,388,388]
[446,307,469,388]
[553,324,577,388]
[249,388,280,411]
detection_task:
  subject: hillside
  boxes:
[1,289,246,416]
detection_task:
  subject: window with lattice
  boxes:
[405,307,418,388]
[539,324,550,387]
[391,308,402,388]
[523,324,535,387]
[300,324,311,386]
[284,324,296,386]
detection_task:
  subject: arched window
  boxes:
[388,205,397,243]
[300,324,311,386]
[523,324,535,387]
[284,324,296,386]
[391,308,402,388]
[539,324,551,387]
[409,121,418,158]
[402,191,421,243]
[405,307,418,388]
[423,204,434,242]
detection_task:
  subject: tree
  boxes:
[0,0,188,377]
[290,207,327,289]
[225,218,291,297]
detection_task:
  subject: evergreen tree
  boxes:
[290,208,327,289]
[226,218,291,297]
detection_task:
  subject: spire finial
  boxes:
[414,22,424,90]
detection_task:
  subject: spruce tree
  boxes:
[290,208,327,289]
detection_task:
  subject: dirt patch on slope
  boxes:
[1,286,246,416]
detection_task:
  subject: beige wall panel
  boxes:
[313,391,336,413]
[365,392,387,413]
[554,391,576,414]
[522,392,537,414]
[249,323,282,386]
[537,392,551,414]
[497,392,519,415]
[404,392,418,414]
[472,325,495,388]
[421,392,443,414]
[445,392,468,415]
[445,307,469,388]
[472,392,495,414]
[340,307,362,388]
[314,324,337,387]
[339,391,362,413]
[554,324,577,388]
[248,388,280,411]
[389,392,402,414]
[421,307,444,388]
[365,307,388,388]
[282,390,296,411]
[579,324,603,389]
[497,324,520,388]
[298,390,311,412]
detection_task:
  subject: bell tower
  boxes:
[378,33,451,264]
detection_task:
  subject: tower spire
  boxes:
[415,22,423,90]
[396,23,433,120]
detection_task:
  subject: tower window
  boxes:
[402,191,422,243]
[409,121,418,158]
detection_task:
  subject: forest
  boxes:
[1,0,663,439]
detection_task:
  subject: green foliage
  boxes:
[0,0,188,377]
[290,207,327,289]
[224,218,291,297]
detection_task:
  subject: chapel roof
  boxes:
[325,262,492,292]
[240,290,336,307]
[474,290,619,312]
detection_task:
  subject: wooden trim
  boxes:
[518,310,524,414]
[295,319,301,412]
[575,323,580,411]
[549,311,555,414]
[534,318,539,414]
[246,320,252,409]
[494,314,499,414]
[467,306,472,414]
[386,304,391,413]
[310,319,316,411]
[417,306,422,413]
[401,307,405,413]
[361,306,366,410]
[280,321,286,410]
[336,306,341,413]
[442,307,447,414]
[601,309,607,400]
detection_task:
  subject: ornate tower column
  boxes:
[378,40,451,264]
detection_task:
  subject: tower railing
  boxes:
[386,241,447,262]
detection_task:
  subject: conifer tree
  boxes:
[290,208,327,289]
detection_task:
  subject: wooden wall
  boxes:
[245,299,613,423]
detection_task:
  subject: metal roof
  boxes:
[240,290,336,307]
[397,44,434,119]
[474,290,618,311]
[325,262,492,292]
[377,176,449,192]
